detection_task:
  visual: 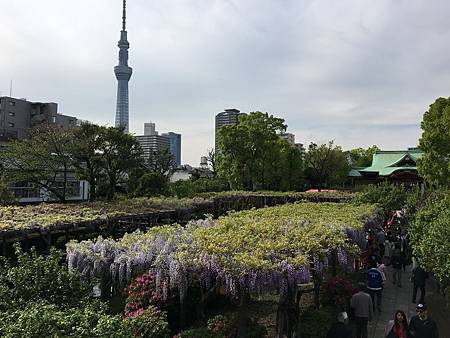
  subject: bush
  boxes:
[124,272,163,317]
[207,314,233,337]
[0,245,92,311]
[175,327,218,338]
[300,306,334,338]
[353,182,409,217]
[0,301,113,338]
[125,305,170,338]
[94,314,132,338]
[169,177,229,198]
[323,276,357,310]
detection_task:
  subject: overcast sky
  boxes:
[1,0,449,165]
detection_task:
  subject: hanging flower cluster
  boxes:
[67,202,378,300]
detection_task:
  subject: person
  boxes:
[411,265,428,304]
[383,238,393,265]
[350,282,373,338]
[367,262,384,312]
[385,310,411,338]
[409,303,439,338]
[391,245,404,287]
[377,228,386,257]
[326,312,352,338]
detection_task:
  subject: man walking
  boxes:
[367,262,384,312]
[326,312,352,338]
[409,303,439,338]
[391,245,403,287]
[411,264,428,304]
[350,282,373,338]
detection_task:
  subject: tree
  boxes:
[69,123,105,201]
[145,148,177,184]
[418,97,450,186]
[0,124,74,203]
[216,111,299,190]
[206,148,217,176]
[99,127,143,199]
[346,145,379,167]
[304,141,350,190]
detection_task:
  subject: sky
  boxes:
[1,0,450,165]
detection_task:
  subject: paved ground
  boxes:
[362,265,450,338]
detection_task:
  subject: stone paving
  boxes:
[366,265,417,338]
[363,265,450,338]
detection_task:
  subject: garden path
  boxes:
[367,265,450,338]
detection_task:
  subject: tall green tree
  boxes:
[69,123,105,201]
[346,145,379,167]
[418,97,450,186]
[216,112,302,191]
[304,141,350,190]
[99,127,143,199]
[0,124,74,202]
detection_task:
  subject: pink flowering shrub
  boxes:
[124,272,163,318]
[124,305,169,338]
[324,276,357,309]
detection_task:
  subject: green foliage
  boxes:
[418,97,450,186]
[169,177,230,198]
[410,191,450,279]
[0,245,92,311]
[346,145,379,167]
[216,111,303,191]
[0,175,15,205]
[304,141,350,189]
[175,327,218,338]
[0,245,131,338]
[0,302,131,338]
[99,126,143,199]
[70,123,105,201]
[94,314,133,338]
[192,202,376,275]
[0,197,207,231]
[125,306,170,338]
[300,306,334,338]
[353,182,408,215]
[130,172,168,196]
[207,314,233,337]
[0,124,75,202]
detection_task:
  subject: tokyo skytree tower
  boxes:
[114,0,132,133]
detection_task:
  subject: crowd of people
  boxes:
[326,223,440,338]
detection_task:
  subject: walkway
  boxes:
[365,265,450,338]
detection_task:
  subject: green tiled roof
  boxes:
[359,150,423,177]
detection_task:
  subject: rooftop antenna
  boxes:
[9,80,13,97]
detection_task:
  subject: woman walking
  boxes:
[385,310,411,338]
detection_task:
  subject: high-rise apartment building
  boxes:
[0,96,78,144]
[214,108,246,150]
[114,0,133,133]
[280,132,296,146]
[161,132,181,166]
[136,134,170,159]
[144,122,157,136]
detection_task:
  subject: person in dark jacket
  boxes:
[391,246,404,287]
[411,265,428,304]
[409,303,439,338]
[326,312,352,338]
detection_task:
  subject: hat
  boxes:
[416,303,427,311]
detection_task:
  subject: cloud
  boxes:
[1,0,450,164]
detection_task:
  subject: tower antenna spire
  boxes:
[122,0,126,31]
